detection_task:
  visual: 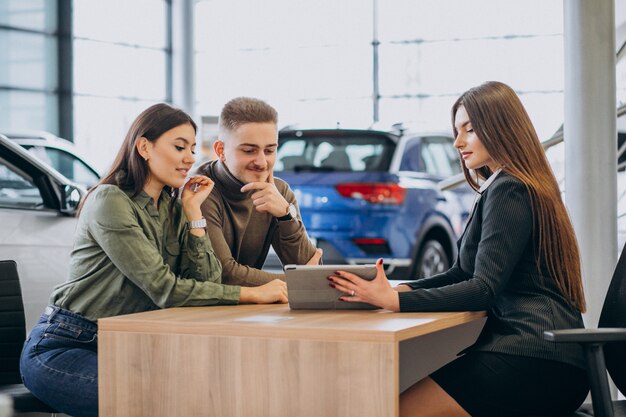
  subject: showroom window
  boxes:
[72,0,170,172]
[0,0,59,134]
[194,0,373,128]
[194,0,565,141]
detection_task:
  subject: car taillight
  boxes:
[352,238,391,255]
[335,183,406,204]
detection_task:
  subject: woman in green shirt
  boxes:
[20,103,288,417]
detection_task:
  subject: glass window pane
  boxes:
[74,0,167,49]
[378,0,562,41]
[379,92,561,142]
[0,158,44,210]
[196,44,370,107]
[379,37,563,97]
[74,40,167,100]
[196,0,371,52]
[195,0,373,128]
[73,96,162,173]
[0,0,56,32]
[0,91,58,134]
[374,0,564,141]
[0,30,58,91]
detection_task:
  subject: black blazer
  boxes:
[398,172,585,369]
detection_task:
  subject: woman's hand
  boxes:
[328,259,400,311]
[181,175,214,221]
[239,279,288,304]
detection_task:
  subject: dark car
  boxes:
[270,127,474,280]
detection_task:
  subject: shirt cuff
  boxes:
[221,284,241,304]
[186,233,213,257]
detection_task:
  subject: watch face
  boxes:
[288,203,297,218]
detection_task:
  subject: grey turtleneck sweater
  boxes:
[196,160,317,286]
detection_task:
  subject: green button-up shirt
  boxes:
[50,185,240,322]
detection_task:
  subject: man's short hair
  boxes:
[218,97,278,134]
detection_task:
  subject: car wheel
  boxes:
[415,239,449,278]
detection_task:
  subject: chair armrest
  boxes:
[544,328,626,417]
[544,328,626,343]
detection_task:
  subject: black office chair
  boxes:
[0,260,58,415]
[540,242,626,417]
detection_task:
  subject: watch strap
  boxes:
[188,218,207,229]
[276,213,293,221]
[277,203,297,221]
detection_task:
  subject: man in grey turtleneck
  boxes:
[196,97,322,286]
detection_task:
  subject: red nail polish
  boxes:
[329,283,335,288]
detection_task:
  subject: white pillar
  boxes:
[171,0,196,117]
[564,0,616,327]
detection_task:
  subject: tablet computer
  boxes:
[284,264,379,310]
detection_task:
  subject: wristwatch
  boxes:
[188,217,207,229]
[277,203,297,221]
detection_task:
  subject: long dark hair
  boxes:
[82,103,197,209]
[452,81,586,312]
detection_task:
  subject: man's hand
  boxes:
[306,248,323,265]
[239,279,288,304]
[240,171,290,217]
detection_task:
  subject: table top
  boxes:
[99,304,486,343]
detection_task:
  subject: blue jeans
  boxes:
[20,305,99,417]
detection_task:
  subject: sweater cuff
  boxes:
[276,217,302,234]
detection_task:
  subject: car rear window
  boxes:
[275,133,395,172]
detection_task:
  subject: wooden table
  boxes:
[98,305,486,417]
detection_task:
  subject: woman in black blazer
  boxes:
[329,81,589,417]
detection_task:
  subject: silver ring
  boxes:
[351,290,355,297]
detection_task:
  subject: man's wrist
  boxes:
[276,203,297,221]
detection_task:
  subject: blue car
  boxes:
[272,127,474,280]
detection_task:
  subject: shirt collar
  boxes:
[478,168,503,193]
[126,188,170,211]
